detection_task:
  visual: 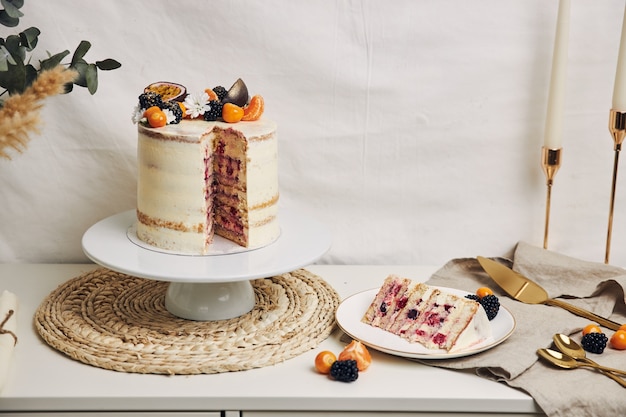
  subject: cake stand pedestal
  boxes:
[82,209,331,321]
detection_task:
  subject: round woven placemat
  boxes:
[35,267,339,375]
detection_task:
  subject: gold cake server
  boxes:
[476,256,622,331]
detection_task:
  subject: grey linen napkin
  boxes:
[423,241,626,417]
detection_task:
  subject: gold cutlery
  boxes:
[537,348,626,386]
[552,333,626,387]
[477,256,622,331]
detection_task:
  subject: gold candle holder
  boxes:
[541,147,562,249]
[605,109,626,264]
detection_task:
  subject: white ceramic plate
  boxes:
[336,286,516,359]
[82,209,331,283]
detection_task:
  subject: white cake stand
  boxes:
[82,209,331,321]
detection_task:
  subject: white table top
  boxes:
[0,264,542,415]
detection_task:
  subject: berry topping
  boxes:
[160,101,183,124]
[212,86,228,101]
[465,294,480,302]
[581,332,608,354]
[138,91,163,110]
[479,294,500,321]
[203,100,223,122]
[329,360,359,382]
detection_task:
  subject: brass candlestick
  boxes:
[605,109,626,264]
[541,147,562,249]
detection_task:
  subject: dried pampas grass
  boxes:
[0,66,78,159]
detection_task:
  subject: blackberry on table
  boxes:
[160,101,183,124]
[212,86,227,101]
[479,294,500,320]
[581,332,608,354]
[329,360,359,382]
[138,91,163,109]
[203,100,223,121]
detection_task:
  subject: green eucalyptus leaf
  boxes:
[1,0,24,18]
[23,63,36,88]
[1,45,16,65]
[0,62,25,94]
[0,56,7,71]
[39,50,69,71]
[71,40,91,67]
[85,63,98,94]
[0,10,18,27]
[95,58,121,71]
[63,82,74,94]
[19,27,40,51]
[72,61,88,87]
[4,34,25,62]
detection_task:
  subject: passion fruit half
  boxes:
[144,81,187,102]
[222,78,249,107]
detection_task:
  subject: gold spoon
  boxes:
[552,333,626,388]
[537,348,626,380]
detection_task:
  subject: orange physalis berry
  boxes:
[222,102,244,123]
[610,330,626,350]
[147,109,167,128]
[338,340,372,371]
[582,324,602,336]
[476,287,494,299]
[314,350,337,374]
[242,94,264,121]
[143,105,162,119]
[204,88,219,101]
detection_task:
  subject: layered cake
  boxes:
[133,80,279,254]
[362,275,492,352]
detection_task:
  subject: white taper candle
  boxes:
[543,0,571,149]
[612,5,626,110]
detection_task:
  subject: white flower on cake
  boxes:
[183,92,211,118]
[131,104,144,124]
[162,108,176,124]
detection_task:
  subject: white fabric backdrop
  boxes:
[1,0,625,266]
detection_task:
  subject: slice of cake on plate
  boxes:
[362,275,492,352]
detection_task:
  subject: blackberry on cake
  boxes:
[138,91,163,110]
[479,294,500,321]
[212,85,227,101]
[160,101,183,124]
[203,100,223,121]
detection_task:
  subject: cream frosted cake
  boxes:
[132,79,279,254]
[362,275,492,352]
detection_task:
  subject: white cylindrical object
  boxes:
[612,5,626,110]
[543,0,571,149]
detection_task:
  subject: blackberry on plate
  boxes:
[160,101,183,124]
[329,360,359,382]
[581,332,608,354]
[465,294,480,302]
[212,86,227,101]
[479,294,500,320]
[138,91,163,110]
[204,100,223,121]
